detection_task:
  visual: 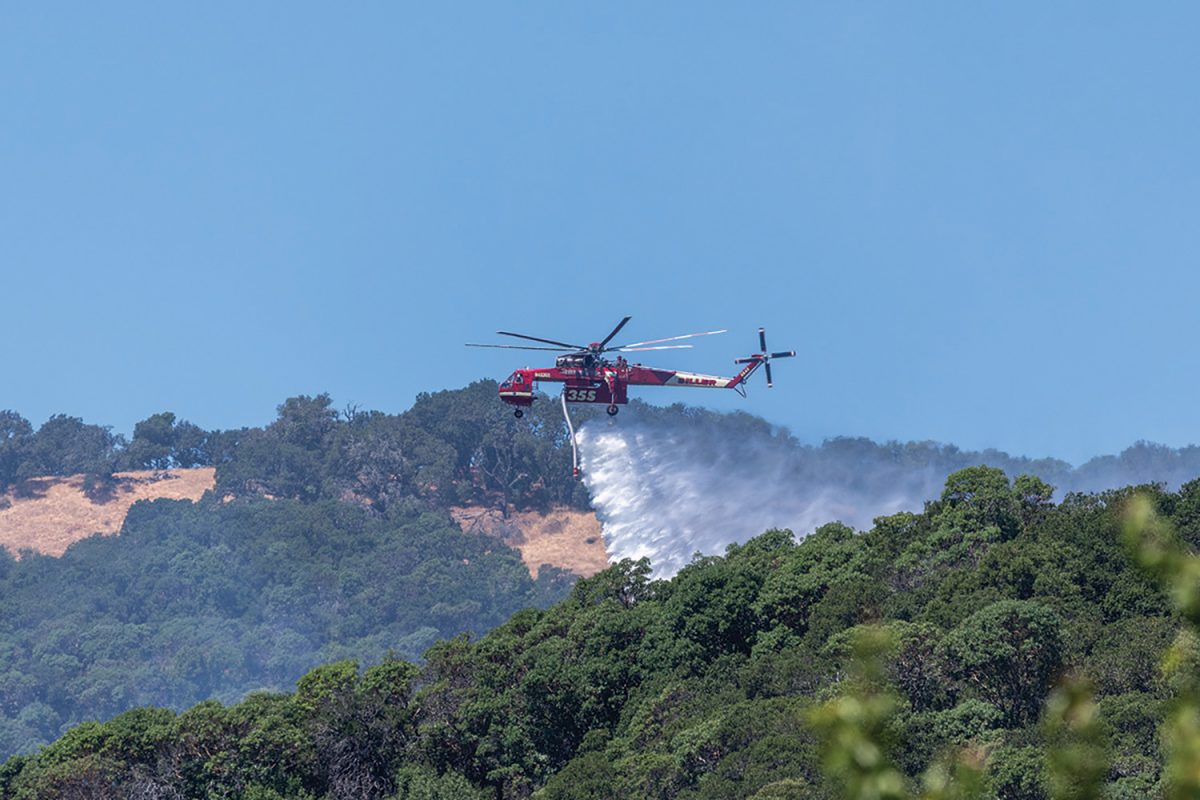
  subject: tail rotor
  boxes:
[735,327,795,388]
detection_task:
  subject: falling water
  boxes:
[576,411,1200,578]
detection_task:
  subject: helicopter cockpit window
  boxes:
[514,373,525,384]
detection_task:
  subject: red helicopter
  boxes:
[468,315,793,413]
[467,317,794,476]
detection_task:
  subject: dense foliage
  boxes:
[8,388,1200,511]
[0,497,573,761]
[0,383,606,762]
[5,386,1200,796]
[5,467,1197,798]
[1,382,592,512]
[207,385,595,513]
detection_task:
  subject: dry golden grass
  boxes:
[0,468,606,578]
[0,468,216,557]
[451,506,609,578]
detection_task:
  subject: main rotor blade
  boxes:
[611,328,727,350]
[598,316,633,349]
[615,344,694,352]
[466,343,574,351]
[496,331,584,349]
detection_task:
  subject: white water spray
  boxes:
[577,416,927,577]
[577,411,1200,579]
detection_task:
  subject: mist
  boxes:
[577,408,1200,578]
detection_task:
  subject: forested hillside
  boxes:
[0,497,574,760]
[7,385,1200,518]
[1,381,592,514]
[0,383,591,760]
[5,383,1200,796]
[3,467,1196,799]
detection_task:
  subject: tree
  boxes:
[272,395,339,451]
[940,466,1021,539]
[1013,474,1055,527]
[16,415,123,481]
[326,413,454,511]
[942,600,1064,727]
[295,659,418,800]
[123,412,210,470]
[215,396,338,501]
[124,412,180,470]
[0,411,33,490]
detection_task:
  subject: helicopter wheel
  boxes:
[514,409,524,419]
[606,405,619,416]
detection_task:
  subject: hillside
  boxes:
[0,386,608,761]
[451,506,608,578]
[3,467,1195,799]
[6,388,1200,797]
[0,495,579,761]
[0,467,608,578]
[0,468,215,556]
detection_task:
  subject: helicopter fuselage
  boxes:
[498,358,753,410]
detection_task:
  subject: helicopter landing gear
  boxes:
[606,405,619,416]
[514,409,524,419]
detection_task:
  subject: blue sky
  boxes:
[2,4,1198,465]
